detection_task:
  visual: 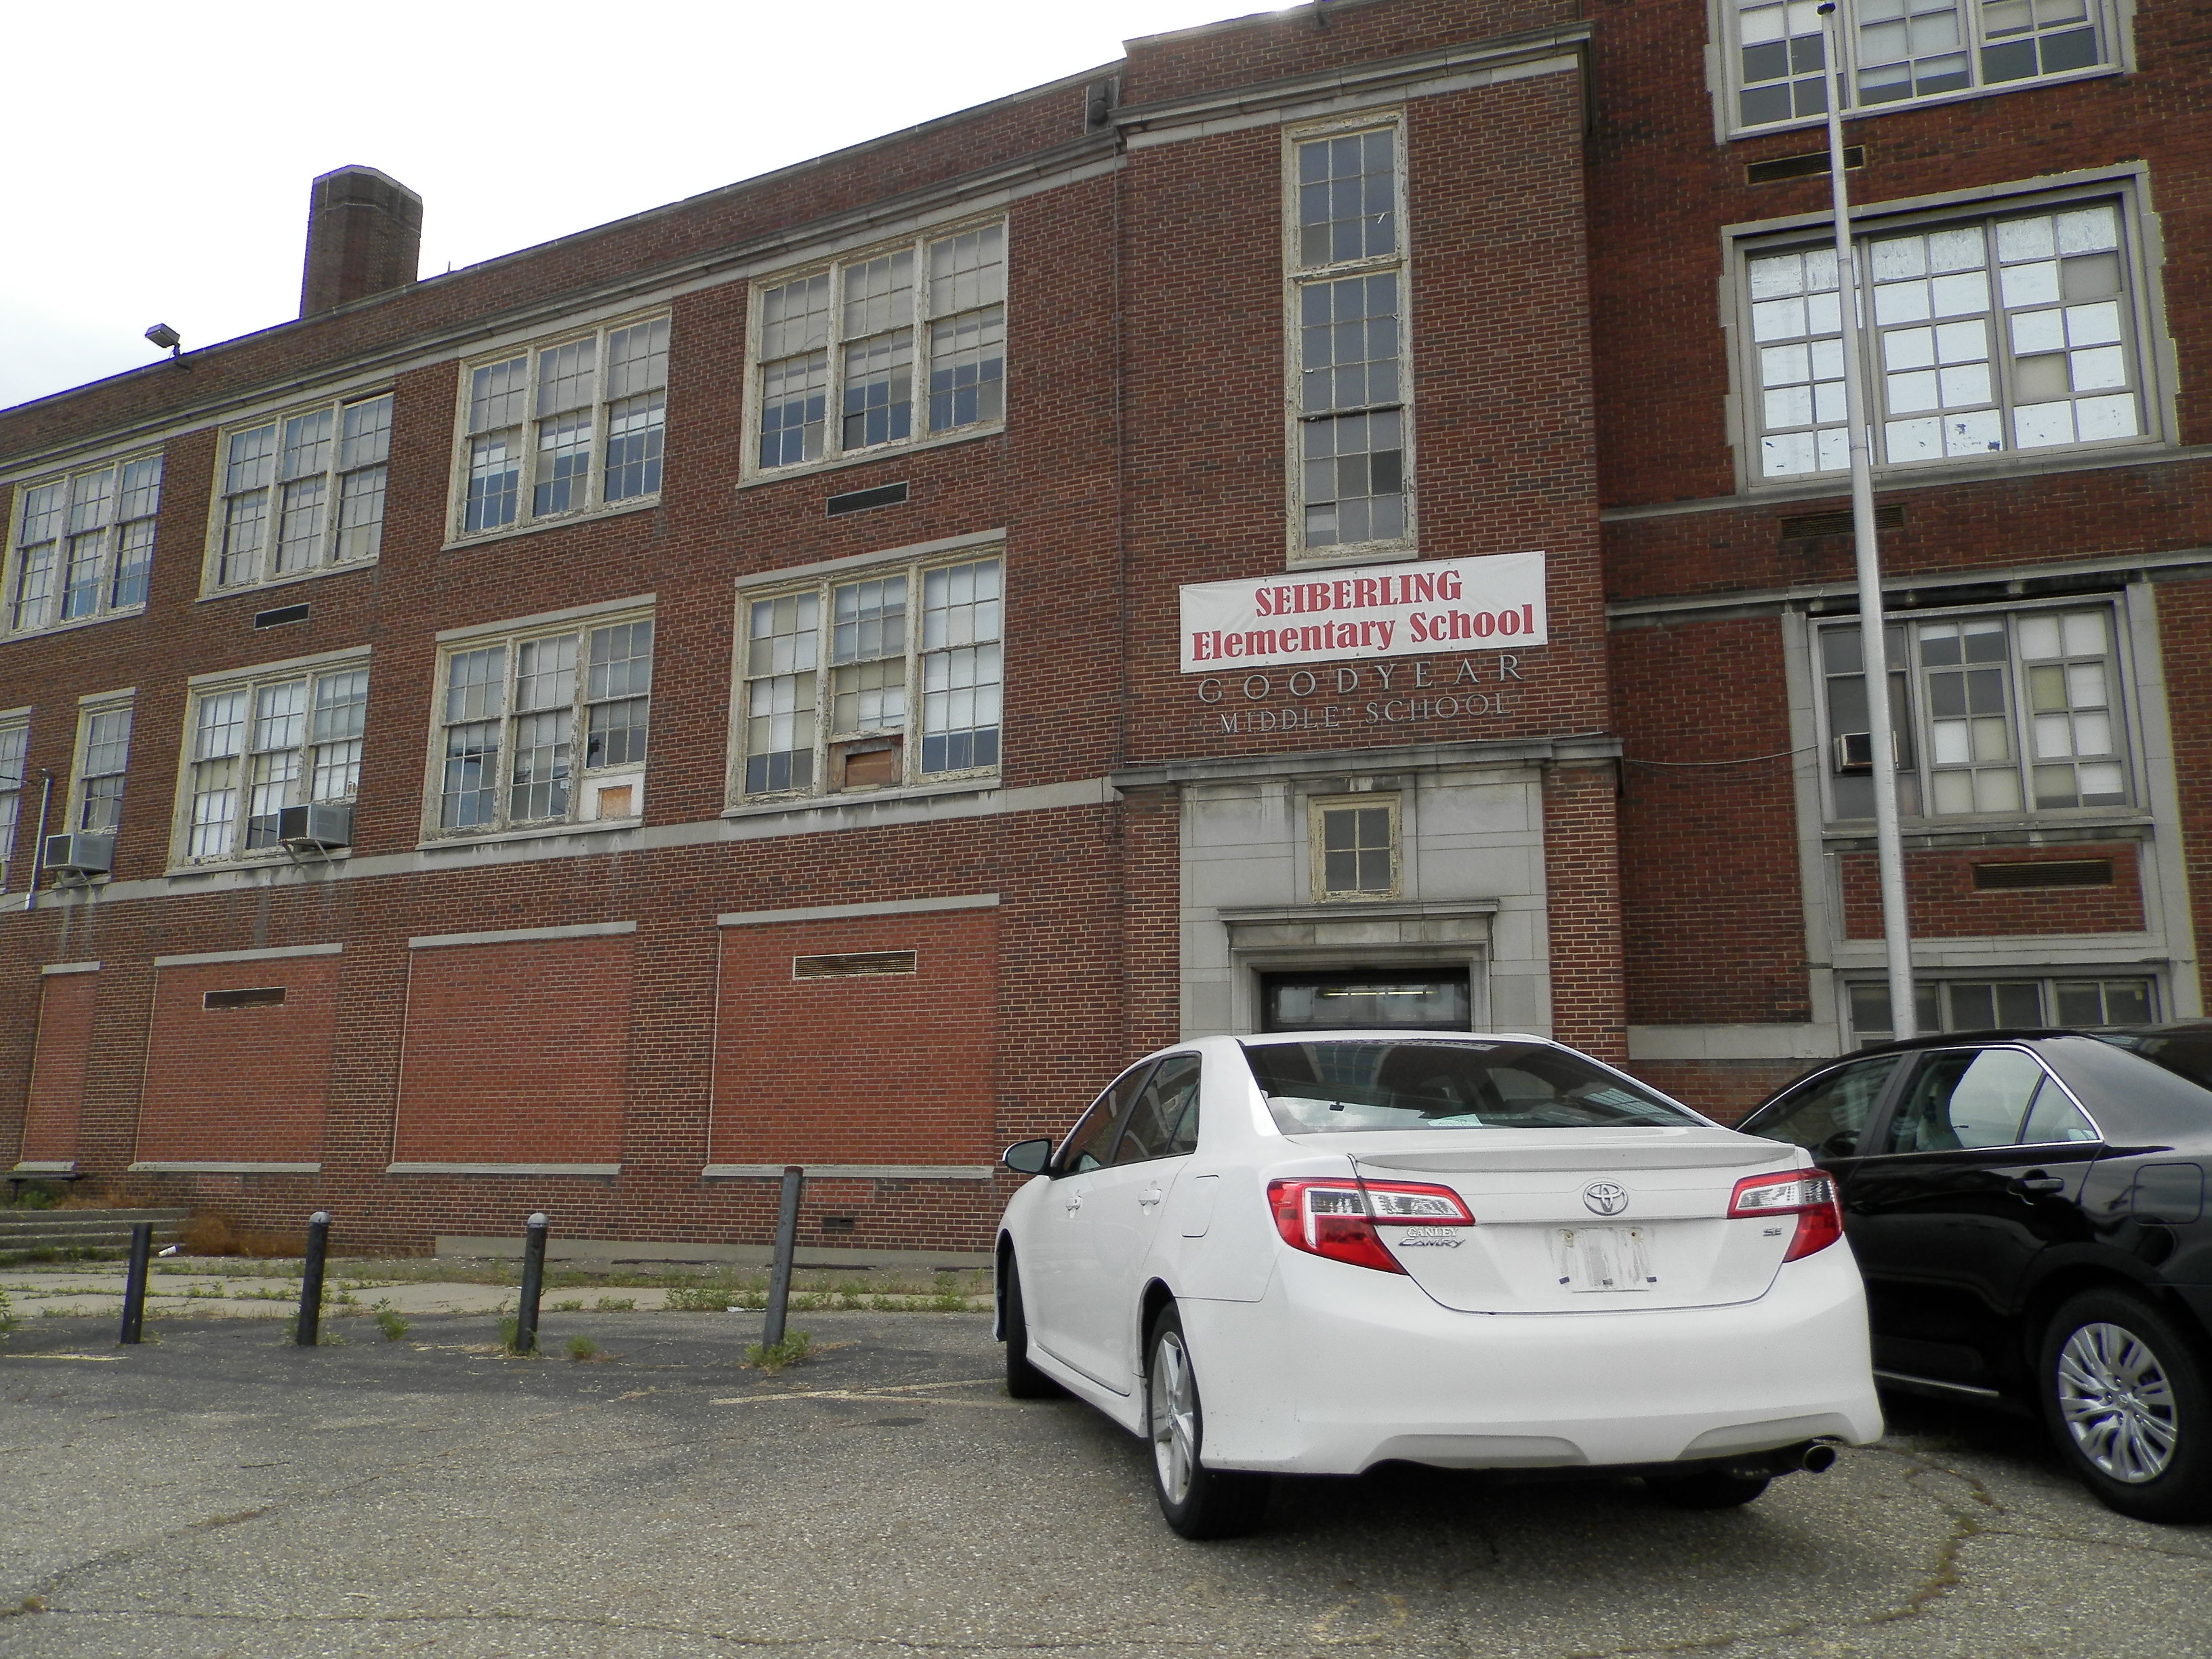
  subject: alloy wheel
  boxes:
[2056,1321,2179,1484]
[1150,1328,1198,1506]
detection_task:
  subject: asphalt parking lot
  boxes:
[3,1305,2209,1659]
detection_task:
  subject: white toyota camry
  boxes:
[996,1031,1883,1537]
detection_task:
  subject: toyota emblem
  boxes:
[1582,1181,1629,1217]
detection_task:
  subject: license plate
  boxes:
[1554,1226,1658,1292]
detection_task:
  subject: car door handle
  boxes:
[1139,1187,1164,1208]
[1064,1193,1082,1214]
[2013,1171,2065,1194]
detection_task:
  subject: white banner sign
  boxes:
[1180,550,1547,673]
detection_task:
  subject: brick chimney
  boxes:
[300,165,423,316]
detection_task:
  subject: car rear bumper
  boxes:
[1183,1244,1884,1475]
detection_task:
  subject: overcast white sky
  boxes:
[1,0,1269,412]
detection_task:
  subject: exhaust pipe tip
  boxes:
[1800,1441,1839,1474]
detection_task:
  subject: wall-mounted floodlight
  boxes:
[144,323,182,357]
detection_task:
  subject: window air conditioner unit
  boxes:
[1833,732,1902,773]
[277,802,352,848]
[42,832,113,876]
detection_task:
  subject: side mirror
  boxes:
[1002,1138,1052,1176]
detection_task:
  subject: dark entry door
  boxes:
[1261,971,1471,1033]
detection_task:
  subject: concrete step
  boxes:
[0,1209,190,1251]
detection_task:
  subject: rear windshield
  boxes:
[1241,1040,1698,1133]
[2087,1030,2212,1094]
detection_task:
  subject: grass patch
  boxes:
[565,1335,599,1361]
[550,1298,584,1313]
[745,1330,813,1373]
[372,1299,409,1342]
[595,1296,635,1311]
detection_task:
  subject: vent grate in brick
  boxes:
[825,481,909,517]
[1747,146,1864,185]
[1973,859,2114,890]
[253,603,310,629]
[203,986,287,1010]
[1780,505,1904,540]
[792,949,918,980]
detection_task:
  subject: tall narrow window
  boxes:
[213,394,390,589]
[455,316,668,538]
[752,224,1005,473]
[1312,797,1399,899]
[73,702,133,835]
[182,663,368,863]
[430,613,653,836]
[9,454,161,634]
[0,720,26,886]
[735,553,1003,799]
[1290,125,1410,556]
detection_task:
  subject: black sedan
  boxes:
[1737,1023,2212,1523]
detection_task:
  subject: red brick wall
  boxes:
[2161,575,2212,1016]
[1636,1059,1808,1126]
[1542,762,1628,1062]
[394,937,634,1165]
[20,974,98,1164]
[137,957,341,1164]
[709,911,996,1168]
[1839,843,2146,940]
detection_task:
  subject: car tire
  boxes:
[1643,1469,1773,1510]
[2039,1288,2212,1523]
[999,1254,1065,1401]
[1145,1303,1269,1540]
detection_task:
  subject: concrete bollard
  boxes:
[762,1167,805,1350]
[513,1212,549,1354]
[118,1222,153,1345]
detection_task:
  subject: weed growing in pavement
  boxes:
[497,1311,520,1350]
[0,1287,14,1339]
[745,1330,813,1373]
[595,1296,635,1311]
[566,1335,598,1361]
[372,1300,409,1342]
[551,1298,584,1312]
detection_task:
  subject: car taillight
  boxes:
[1727,1168,1843,1263]
[1267,1179,1475,1274]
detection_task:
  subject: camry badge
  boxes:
[1582,1181,1629,1217]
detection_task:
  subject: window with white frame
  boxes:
[1818,602,2129,821]
[9,455,161,634]
[1726,0,2116,131]
[179,661,368,863]
[213,394,390,589]
[1287,122,1411,558]
[1848,974,2154,1043]
[456,317,668,538]
[70,699,132,838]
[431,612,653,834]
[737,554,1001,798]
[1311,795,1400,899]
[1746,193,2150,483]
[0,718,26,886]
[752,224,1005,472]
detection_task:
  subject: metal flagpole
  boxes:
[1818,0,1916,1039]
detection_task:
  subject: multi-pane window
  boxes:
[738,555,1002,798]
[72,701,132,836]
[432,614,653,834]
[0,720,26,885]
[182,664,367,861]
[215,394,390,588]
[457,317,668,537]
[9,455,161,633]
[1289,125,1410,555]
[1820,604,2129,821]
[1849,975,2154,1043]
[752,224,1005,472]
[1729,0,2114,131]
[1749,197,2146,482]
[1313,798,1399,899]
